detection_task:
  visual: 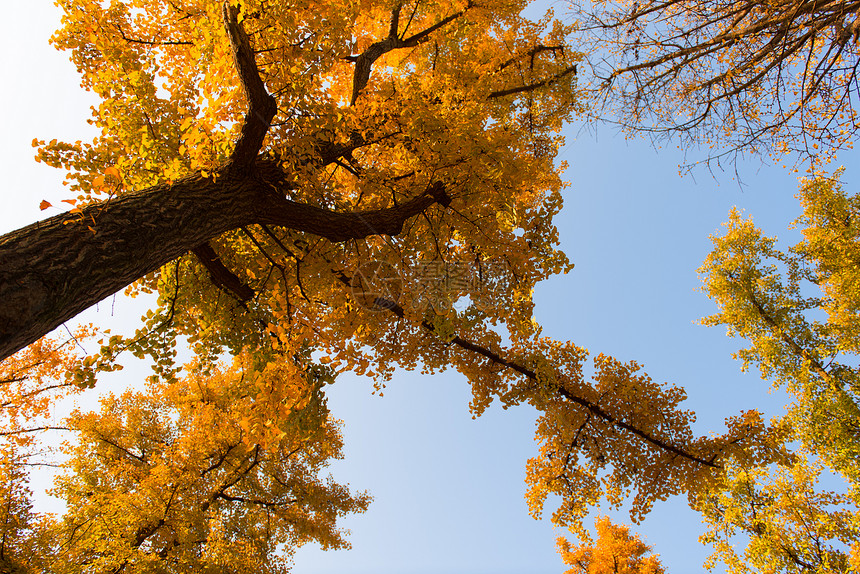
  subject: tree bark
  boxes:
[0,163,449,361]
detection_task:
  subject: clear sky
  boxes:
[2,2,856,573]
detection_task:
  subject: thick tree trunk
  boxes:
[0,171,254,361]
[0,163,448,361]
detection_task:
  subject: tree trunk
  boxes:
[0,171,255,361]
[0,163,448,361]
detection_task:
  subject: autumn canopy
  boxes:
[1,0,859,571]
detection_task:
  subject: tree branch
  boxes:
[488,65,578,99]
[222,1,278,173]
[350,2,473,104]
[0,426,70,436]
[253,177,451,241]
[0,167,450,361]
[331,273,715,468]
[116,25,193,46]
[192,242,255,302]
[745,289,836,386]
[577,0,860,163]
[215,492,298,508]
[496,45,566,72]
[97,435,147,464]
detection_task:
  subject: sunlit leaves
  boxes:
[0,0,766,569]
[557,516,665,574]
[695,456,859,574]
[521,345,783,532]
[28,358,366,573]
[696,171,860,572]
[699,171,860,491]
[30,0,583,391]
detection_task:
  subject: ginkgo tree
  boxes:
[0,340,369,574]
[694,454,859,574]
[694,170,860,573]
[0,0,796,571]
[699,170,860,490]
[556,516,665,574]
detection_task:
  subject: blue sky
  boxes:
[2,2,856,573]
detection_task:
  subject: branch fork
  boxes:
[222,1,278,174]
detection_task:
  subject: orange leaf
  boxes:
[61,199,77,206]
[39,200,52,210]
[104,166,121,180]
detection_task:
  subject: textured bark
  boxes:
[0,172,235,362]
[0,163,449,361]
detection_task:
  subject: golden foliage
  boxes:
[557,516,665,574]
[699,170,860,489]
[695,456,859,574]
[697,170,860,573]
[0,356,368,573]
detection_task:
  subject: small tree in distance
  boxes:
[557,516,665,574]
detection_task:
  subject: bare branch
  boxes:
[575,0,860,165]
